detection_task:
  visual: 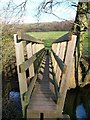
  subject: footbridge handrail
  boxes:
[14,32,77,119]
[50,33,77,117]
[51,49,67,73]
[14,32,46,117]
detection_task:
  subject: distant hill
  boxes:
[18,20,73,32]
[2,20,74,36]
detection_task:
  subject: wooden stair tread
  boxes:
[27,55,57,113]
[28,106,56,112]
[28,82,56,112]
[30,96,56,101]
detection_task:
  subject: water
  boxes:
[76,104,87,119]
[64,86,90,119]
[9,86,90,119]
[9,91,22,111]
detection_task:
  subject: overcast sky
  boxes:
[0,0,78,23]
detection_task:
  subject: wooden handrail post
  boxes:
[32,43,36,54]
[56,42,67,86]
[14,34,28,117]
[26,42,34,79]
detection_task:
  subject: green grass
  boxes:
[27,31,89,56]
[27,31,67,48]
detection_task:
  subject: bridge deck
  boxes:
[27,55,57,118]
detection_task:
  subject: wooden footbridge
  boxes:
[14,32,77,119]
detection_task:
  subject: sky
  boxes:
[0,0,78,23]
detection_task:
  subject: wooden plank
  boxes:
[27,55,57,118]
[58,42,67,60]
[30,96,55,102]
[32,43,36,54]
[51,50,67,73]
[19,55,36,73]
[49,82,56,96]
[25,74,37,103]
[57,35,77,117]
[27,111,40,118]
[33,90,53,94]
[17,32,44,44]
[36,44,44,52]
[29,101,56,106]
[31,96,56,101]
[56,42,67,86]
[30,93,55,98]
[19,48,44,73]
[52,43,57,53]
[26,42,34,79]
[28,105,56,111]
[54,43,60,72]
[68,59,76,89]
[44,111,58,119]
[14,34,28,117]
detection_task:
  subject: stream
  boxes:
[9,86,90,119]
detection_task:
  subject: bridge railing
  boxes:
[14,32,45,117]
[51,33,77,117]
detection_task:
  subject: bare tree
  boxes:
[1,0,78,24]
[36,0,78,23]
[36,0,89,32]
[0,0,29,36]
[1,0,28,24]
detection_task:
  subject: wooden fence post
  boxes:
[32,43,36,54]
[26,42,34,79]
[14,34,28,117]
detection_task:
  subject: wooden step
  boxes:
[27,55,57,119]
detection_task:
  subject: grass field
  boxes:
[27,31,89,56]
[2,31,89,70]
[27,31,67,48]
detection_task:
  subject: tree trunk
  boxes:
[72,1,89,87]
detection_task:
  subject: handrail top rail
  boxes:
[15,32,44,44]
[52,32,71,44]
[19,48,45,73]
[51,49,67,73]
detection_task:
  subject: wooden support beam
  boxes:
[25,74,37,103]
[19,48,45,73]
[19,54,36,73]
[57,35,77,117]
[51,50,67,73]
